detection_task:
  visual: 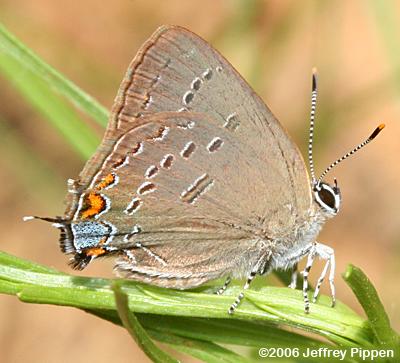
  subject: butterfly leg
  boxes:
[228,270,258,315]
[312,258,330,303]
[288,263,298,289]
[302,245,317,313]
[312,243,336,307]
[216,276,231,295]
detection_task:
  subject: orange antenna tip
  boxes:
[369,123,385,140]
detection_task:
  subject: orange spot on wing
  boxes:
[95,173,116,190]
[85,247,106,257]
[81,192,106,219]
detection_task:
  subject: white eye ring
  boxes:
[314,183,341,214]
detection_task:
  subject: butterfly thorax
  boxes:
[267,201,334,272]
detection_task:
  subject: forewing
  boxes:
[67,26,312,232]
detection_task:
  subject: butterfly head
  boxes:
[313,179,341,216]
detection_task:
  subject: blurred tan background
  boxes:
[0,1,399,362]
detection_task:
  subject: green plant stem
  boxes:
[112,282,178,363]
[0,251,380,348]
[343,264,400,349]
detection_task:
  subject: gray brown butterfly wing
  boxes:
[64,26,312,286]
[70,25,311,218]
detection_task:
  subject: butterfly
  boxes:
[26,25,384,314]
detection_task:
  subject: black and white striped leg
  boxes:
[312,259,330,303]
[228,271,257,315]
[288,263,298,289]
[303,247,316,314]
[313,243,336,307]
[216,276,231,295]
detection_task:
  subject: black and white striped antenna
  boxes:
[317,123,385,184]
[307,69,385,186]
[308,68,318,185]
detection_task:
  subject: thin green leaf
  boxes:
[112,282,178,363]
[343,264,400,349]
[0,51,99,159]
[0,22,108,126]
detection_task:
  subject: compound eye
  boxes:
[314,182,340,214]
[318,187,336,209]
